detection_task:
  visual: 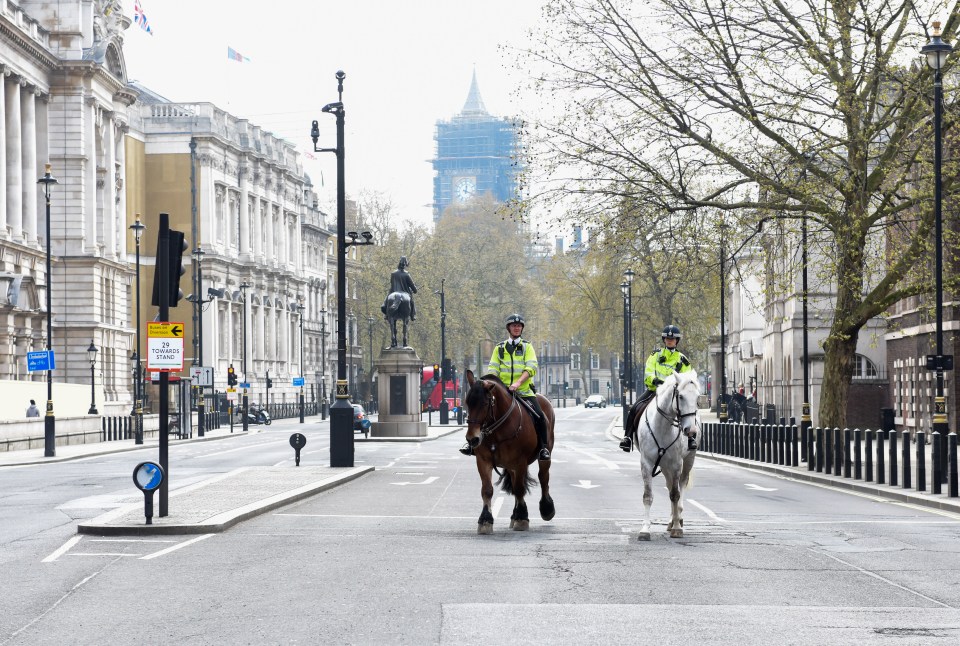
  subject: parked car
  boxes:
[584,394,607,408]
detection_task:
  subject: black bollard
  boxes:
[916,431,926,492]
[289,433,307,467]
[902,430,911,490]
[888,429,898,487]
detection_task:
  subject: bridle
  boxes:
[645,380,699,476]
[466,379,525,448]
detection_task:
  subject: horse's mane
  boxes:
[465,374,507,410]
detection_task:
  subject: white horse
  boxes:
[634,370,701,540]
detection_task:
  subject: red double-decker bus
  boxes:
[420,364,460,412]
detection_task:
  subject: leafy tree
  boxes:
[520,0,959,426]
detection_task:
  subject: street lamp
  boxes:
[297,301,305,424]
[87,340,98,415]
[319,307,328,420]
[239,281,251,432]
[620,280,630,426]
[921,22,956,494]
[311,71,374,467]
[129,216,145,443]
[435,278,449,424]
[190,246,207,436]
[367,315,375,412]
[38,164,58,457]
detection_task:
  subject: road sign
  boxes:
[226,388,237,402]
[190,366,213,387]
[240,382,251,389]
[147,322,184,372]
[27,350,56,372]
[293,377,305,387]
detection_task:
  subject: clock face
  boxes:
[454,177,476,203]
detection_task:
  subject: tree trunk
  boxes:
[819,328,858,428]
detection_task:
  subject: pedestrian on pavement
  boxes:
[620,324,695,452]
[26,399,40,418]
[461,313,550,461]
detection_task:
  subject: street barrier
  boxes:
[701,421,959,499]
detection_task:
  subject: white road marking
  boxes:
[572,480,600,489]
[390,476,439,486]
[140,534,215,560]
[492,495,505,518]
[42,536,83,563]
[809,548,955,608]
[564,445,621,470]
[69,553,139,557]
[745,483,778,491]
[686,498,728,523]
[7,568,106,641]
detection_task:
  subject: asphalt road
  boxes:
[3,408,960,645]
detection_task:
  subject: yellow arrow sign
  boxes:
[148,322,185,338]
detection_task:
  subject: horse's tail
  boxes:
[387,294,400,314]
[496,469,536,495]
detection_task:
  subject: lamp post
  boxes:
[620,280,630,426]
[191,246,206,437]
[311,71,373,467]
[130,216,145,443]
[437,278,449,424]
[298,301,305,424]
[562,343,568,408]
[921,23,956,495]
[87,340,98,415]
[367,315,375,412]
[624,268,635,412]
[38,164,58,457]
[239,281,251,432]
[718,224,728,422]
[320,308,328,420]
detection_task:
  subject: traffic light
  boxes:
[151,227,189,307]
[433,363,440,381]
[227,365,237,386]
[267,377,273,388]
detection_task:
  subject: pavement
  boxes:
[0,415,464,536]
[607,408,960,515]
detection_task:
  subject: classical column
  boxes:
[265,203,275,266]
[256,299,266,362]
[239,165,250,259]
[5,77,22,241]
[0,72,7,234]
[20,87,37,243]
[85,103,98,251]
[102,113,117,257]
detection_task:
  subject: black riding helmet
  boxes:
[662,324,682,342]
[505,313,525,330]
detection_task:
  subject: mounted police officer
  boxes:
[620,324,695,452]
[461,313,550,461]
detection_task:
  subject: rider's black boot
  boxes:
[620,436,632,452]
[535,420,551,461]
[460,443,473,456]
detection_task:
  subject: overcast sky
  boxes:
[122,0,546,229]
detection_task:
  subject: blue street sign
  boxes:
[240,382,251,389]
[27,350,55,372]
[293,377,305,387]
[132,461,164,492]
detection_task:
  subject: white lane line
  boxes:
[198,440,279,458]
[809,548,955,609]
[686,498,728,523]
[42,536,83,563]
[492,495,505,518]
[88,539,177,543]
[564,445,621,470]
[139,534,215,560]
[69,553,139,557]
[6,568,107,642]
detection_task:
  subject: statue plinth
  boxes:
[371,347,427,437]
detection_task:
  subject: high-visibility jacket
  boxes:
[644,347,692,391]
[487,337,539,396]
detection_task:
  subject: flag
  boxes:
[227,47,251,63]
[134,0,153,35]
[303,152,317,160]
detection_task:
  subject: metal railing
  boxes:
[701,419,959,498]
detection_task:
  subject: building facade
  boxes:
[431,72,520,220]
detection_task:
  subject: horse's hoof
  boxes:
[478,523,493,535]
[637,531,651,541]
[512,520,530,531]
[508,518,515,530]
[669,528,684,538]
[539,498,556,521]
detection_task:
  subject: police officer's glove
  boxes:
[652,378,663,387]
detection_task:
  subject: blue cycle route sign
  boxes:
[27,350,55,372]
[293,377,305,387]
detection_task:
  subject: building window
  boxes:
[571,353,580,371]
[852,354,879,380]
[591,353,599,370]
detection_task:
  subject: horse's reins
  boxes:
[466,380,528,473]
[644,383,698,477]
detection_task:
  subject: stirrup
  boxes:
[538,447,551,461]
[459,443,474,456]
[620,436,632,452]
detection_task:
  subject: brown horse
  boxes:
[464,370,556,534]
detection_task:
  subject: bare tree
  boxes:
[521,0,960,426]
